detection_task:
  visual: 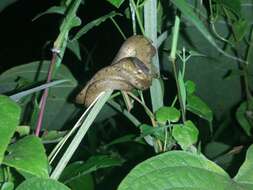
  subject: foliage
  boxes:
[0,0,253,189]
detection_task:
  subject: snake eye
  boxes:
[130,57,150,75]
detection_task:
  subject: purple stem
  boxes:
[35,52,57,136]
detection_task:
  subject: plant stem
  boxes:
[110,17,127,40]
[244,26,253,103]
[35,0,82,135]
[130,0,145,35]
[144,0,163,112]
[35,52,57,136]
[169,15,186,122]
[129,0,137,35]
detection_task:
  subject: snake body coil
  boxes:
[76,35,156,107]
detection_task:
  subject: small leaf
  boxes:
[188,50,206,57]
[233,19,248,41]
[139,124,165,140]
[15,125,30,137]
[72,11,121,41]
[187,94,213,122]
[0,95,21,163]
[118,150,233,190]
[236,101,252,136]
[1,182,14,190]
[32,6,66,21]
[3,135,49,178]
[155,107,180,123]
[66,174,94,190]
[216,0,241,17]
[16,178,70,190]
[60,155,124,184]
[234,145,253,185]
[67,40,82,61]
[105,134,136,147]
[172,120,199,150]
[69,16,82,28]
[41,130,67,143]
[106,0,125,8]
[185,80,196,95]
[178,71,186,111]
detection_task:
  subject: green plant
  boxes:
[0,0,253,189]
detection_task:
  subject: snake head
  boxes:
[112,35,156,67]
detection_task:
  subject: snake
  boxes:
[75,35,156,107]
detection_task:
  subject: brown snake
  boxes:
[75,35,156,107]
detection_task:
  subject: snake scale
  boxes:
[75,35,156,107]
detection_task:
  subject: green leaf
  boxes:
[65,174,94,190]
[105,134,136,147]
[69,16,82,28]
[0,61,77,130]
[9,79,69,102]
[72,11,121,41]
[41,130,67,143]
[67,40,82,61]
[0,0,19,12]
[170,0,244,63]
[216,0,241,17]
[172,120,199,150]
[32,6,66,21]
[1,182,14,190]
[60,155,124,183]
[0,95,21,163]
[185,80,196,95]
[187,94,213,122]
[204,142,233,170]
[15,125,30,137]
[178,71,186,110]
[232,19,248,41]
[139,124,165,140]
[106,0,125,8]
[118,151,235,190]
[236,101,252,136]
[234,144,253,185]
[16,178,70,190]
[3,135,49,178]
[155,107,180,123]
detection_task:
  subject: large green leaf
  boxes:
[0,61,77,130]
[60,155,124,183]
[3,135,48,178]
[0,0,19,12]
[16,178,70,190]
[0,95,21,163]
[234,144,253,185]
[118,151,235,190]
